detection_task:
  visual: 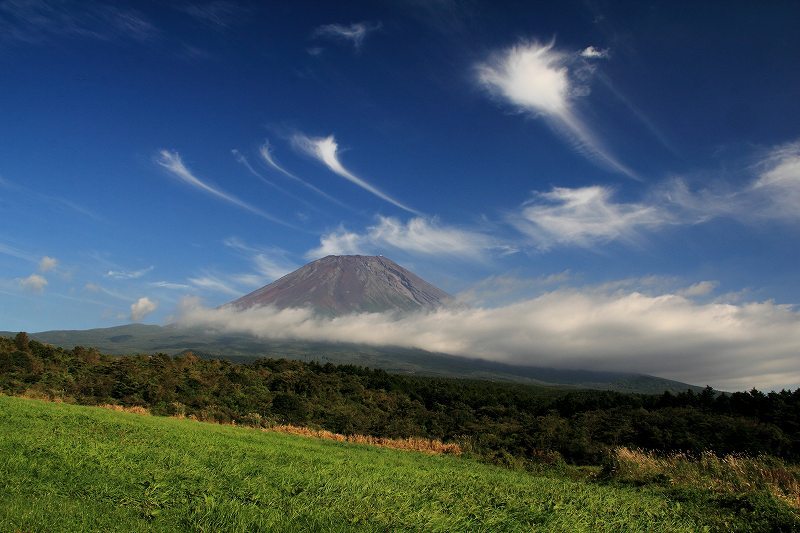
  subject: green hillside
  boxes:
[0,324,704,393]
[0,396,722,531]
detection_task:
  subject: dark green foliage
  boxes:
[1,324,704,393]
[1,334,799,467]
[14,331,29,352]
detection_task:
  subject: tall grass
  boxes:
[1,395,710,532]
[96,400,462,455]
[608,447,800,510]
[265,424,462,455]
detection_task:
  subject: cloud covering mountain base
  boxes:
[176,285,800,392]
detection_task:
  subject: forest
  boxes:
[2,332,798,467]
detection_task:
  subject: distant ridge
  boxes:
[228,255,451,316]
[0,324,707,394]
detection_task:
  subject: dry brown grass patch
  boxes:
[267,424,462,455]
[98,403,151,416]
[611,447,800,509]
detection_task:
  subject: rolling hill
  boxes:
[1,323,703,394]
[0,396,720,531]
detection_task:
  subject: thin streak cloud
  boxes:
[0,176,101,221]
[476,40,638,179]
[259,141,350,209]
[155,149,297,229]
[105,266,153,280]
[0,0,158,45]
[596,72,680,157]
[149,281,192,290]
[85,282,130,301]
[312,21,381,50]
[231,148,318,212]
[292,134,421,215]
[0,242,38,263]
[188,274,241,296]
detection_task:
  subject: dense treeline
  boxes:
[2,333,798,466]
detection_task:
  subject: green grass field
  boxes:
[0,395,786,532]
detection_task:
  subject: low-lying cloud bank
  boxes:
[176,287,800,392]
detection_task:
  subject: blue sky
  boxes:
[1,1,799,389]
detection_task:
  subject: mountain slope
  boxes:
[228,255,451,315]
[1,325,705,394]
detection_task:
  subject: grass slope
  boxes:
[0,396,705,532]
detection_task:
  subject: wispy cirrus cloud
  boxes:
[0,241,37,263]
[231,148,266,179]
[105,266,153,280]
[749,141,800,220]
[306,216,501,261]
[155,149,297,229]
[0,176,102,221]
[292,134,421,215]
[511,185,669,248]
[0,0,158,45]
[658,141,800,225]
[259,141,349,209]
[595,71,681,157]
[223,236,298,281]
[176,1,245,29]
[312,21,381,51]
[231,148,319,212]
[456,272,572,307]
[187,274,241,297]
[85,282,130,301]
[476,40,637,179]
[183,239,298,300]
[508,140,800,249]
[149,281,192,290]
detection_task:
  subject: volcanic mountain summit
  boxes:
[228,255,451,316]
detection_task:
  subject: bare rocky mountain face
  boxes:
[227,255,452,316]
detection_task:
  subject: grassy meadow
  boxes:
[0,394,754,532]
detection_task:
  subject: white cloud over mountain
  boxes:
[177,284,800,392]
